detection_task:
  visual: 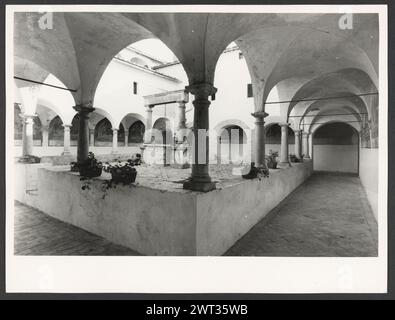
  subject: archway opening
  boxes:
[128,120,145,144]
[48,116,64,146]
[94,118,113,146]
[218,125,247,163]
[313,122,359,174]
[265,123,295,156]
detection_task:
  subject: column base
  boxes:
[183,179,216,192]
[303,156,311,159]
[61,151,71,156]
[278,162,291,169]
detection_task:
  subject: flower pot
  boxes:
[79,166,103,178]
[268,162,277,169]
[111,170,137,184]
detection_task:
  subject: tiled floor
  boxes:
[14,202,140,256]
[225,173,378,257]
[14,173,378,257]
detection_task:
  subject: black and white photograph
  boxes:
[4,3,388,294]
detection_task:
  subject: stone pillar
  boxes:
[302,132,310,159]
[22,114,35,156]
[309,134,313,160]
[62,124,72,155]
[112,128,118,154]
[251,111,269,168]
[89,129,95,147]
[144,105,153,143]
[73,104,94,164]
[294,130,302,159]
[176,101,187,141]
[278,122,290,168]
[124,132,128,147]
[42,125,49,147]
[183,83,217,192]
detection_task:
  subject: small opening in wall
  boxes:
[133,82,138,95]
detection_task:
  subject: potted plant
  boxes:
[77,152,103,178]
[103,159,138,185]
[290,154,300,163]
[242,162,270,180]
[265,150,278,169]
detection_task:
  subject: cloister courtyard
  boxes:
[10,10,380,257]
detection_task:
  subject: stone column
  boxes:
[251,111,269,168]
[144,105,153,143]
[183,83,217,192]
[89,129,95,147]
[22,114,35,156]
[112,128,118,154]
[176,101,187,141]
[42,125,49,147]
[294,130,302,159]
[309,134,313,160]
[73,104,94,164]
[278,122,290,168]
[62,124,72,155]
[302,132,310,159]
[124,132,128,147]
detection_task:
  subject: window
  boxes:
[211,93,216,101]
[133,82,138,95]
[247,83,253,98]
[239,52,244,59]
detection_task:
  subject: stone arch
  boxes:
[153,117,173,144]
[128,120,145,144]
[48,115,64,146]
[94,118,113,146]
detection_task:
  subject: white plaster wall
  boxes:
[210,50,255,131]
[94,59,183,127]
[359,148,378,220]
[33,168,197,256]
[313,145,359,174]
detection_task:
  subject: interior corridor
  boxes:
[225,173,378,257]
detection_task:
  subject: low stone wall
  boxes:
[14,161,313,256]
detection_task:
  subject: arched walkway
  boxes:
[312,122,359,174]
[225,173,378,257]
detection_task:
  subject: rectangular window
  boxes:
[133,82,138,95]
[239,52,244,59]
[247,83,253,98]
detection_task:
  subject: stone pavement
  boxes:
[14,173,378,257]
[225,173,378,257]
[14,201,140,256]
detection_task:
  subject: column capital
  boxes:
[251,111,269,119]
[302,132,311,138]
[112,128,118,132]
[278,122,290,127]
[63,124,72,129]
[185,83,217,98]
[294,129,302,134]
[73,104,95,114]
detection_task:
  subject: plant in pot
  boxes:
[77,152,103,178]
[265,150,279,169]
[103,159,138,185]
[289,154,300,163]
